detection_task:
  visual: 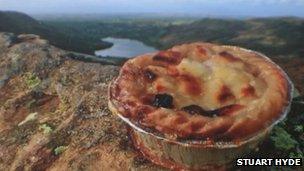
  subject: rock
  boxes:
[0,32,164,171]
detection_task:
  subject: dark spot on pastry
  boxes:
[182,105,214,117]
[217,85,235,103]
[143,69,157,81]
[196,45,207,55]
[153,51,182,64]
[219,51,240,62]
[242,84,256,97]
[182,104,243,117]
[152,93,173,108]
[179,74,201,96]
[182,105,206,115]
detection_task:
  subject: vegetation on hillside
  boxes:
[1,11,303,58]
[45,17,304,58]
[0,11,112,54]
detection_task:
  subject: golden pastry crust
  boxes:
[109,42,291,141]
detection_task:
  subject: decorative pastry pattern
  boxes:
[109,42,290,141]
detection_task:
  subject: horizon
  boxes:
[0,0,304,18]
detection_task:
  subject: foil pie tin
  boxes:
[108,46,294,170]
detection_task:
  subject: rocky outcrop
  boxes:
[0,33,164,171]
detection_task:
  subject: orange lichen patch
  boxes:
[241,84,256,97]
[219,51,241,62]
[152,51,183,65]
[217,85,235,103]
[178,74,202,96]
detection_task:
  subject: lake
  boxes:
[95,37,157,58]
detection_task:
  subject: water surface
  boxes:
[95,37,157,58]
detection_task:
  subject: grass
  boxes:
[54,146,68,155]
[24,72,41,89]
[39,124,53,134]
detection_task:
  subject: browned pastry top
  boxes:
[109,42,290,142]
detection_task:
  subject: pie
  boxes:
[108,42,292,142]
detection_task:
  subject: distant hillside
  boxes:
[159,17,304,58]
[44,16,304,58]
[0,11,112,54]
[1,11,303,58]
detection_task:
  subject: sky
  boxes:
[0,0,303,17]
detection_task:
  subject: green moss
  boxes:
[24,72,41,88]
[270,126,298,151]
[294,125,303,133]
[289,151,304,158]
[39,124,53,134]
[54,146,68,155]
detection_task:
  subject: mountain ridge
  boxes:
[1,11,303,59]
[0,11,112,55]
